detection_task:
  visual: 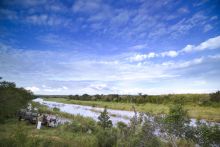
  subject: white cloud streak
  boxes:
[129,36,220,62]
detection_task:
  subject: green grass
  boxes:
[0,119,98,147]
[45,98,220,122]
[0,102,99,147]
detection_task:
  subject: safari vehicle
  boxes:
[17,109,38,124]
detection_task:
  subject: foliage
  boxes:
[1,102,219,147]
[53,107,60,112]
[210,91,220,102]
[96,129,117,147]
[65,118,96,133]
[0,79,34,123]
[193,122,220,146]
[97,107,112,129]
[163,104,190,137]
[158,104,190,147]
[42,92,220,106]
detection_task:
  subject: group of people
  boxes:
[37,113,58,129]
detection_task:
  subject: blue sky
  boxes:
[0,0,220,95]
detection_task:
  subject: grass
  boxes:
[45,98,220,122]
[0,119,98,147]
[0,102,100,147]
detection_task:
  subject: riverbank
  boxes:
[44,98,220,122]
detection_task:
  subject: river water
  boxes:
[33,98,219,127]
[33,98,135,125]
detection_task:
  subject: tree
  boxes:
[97,107,112,129]
[138,118,161,147]
[160,104,190,147]
[0,78,34,123]
[81,94,90,100]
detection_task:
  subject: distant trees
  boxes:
[81,94,90,101]
[210,91,220,102]
[0,78,34,123]
[61,92,220,106]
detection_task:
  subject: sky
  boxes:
[0,0,220,95]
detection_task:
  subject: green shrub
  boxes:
[96,129,117,147]
[53,107,60,112]
[97,107,112,129]
[210,91,220,102]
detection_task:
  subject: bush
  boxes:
[53,107,60,112]
[64,116,96,133]
[193,122,220,146]
[210,91,220,102]
[96,129,117,147]
[97,107,112,129]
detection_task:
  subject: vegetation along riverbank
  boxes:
[44,92,220,122]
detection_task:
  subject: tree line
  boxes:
[42,92,220,105]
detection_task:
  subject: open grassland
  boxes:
[45,98,220,122]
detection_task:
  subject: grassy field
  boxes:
[45,98,220,122]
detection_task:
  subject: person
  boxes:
[37,113,43,129]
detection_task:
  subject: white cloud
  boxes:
[25,86,40,92]
[129,50,178,62]
[130,35,220,61]
[147,52,157,58]
[161,50,178,57]
[1,41,220,95]
[161,57,204,69]
[129,54,147,62]
[62,86,68,90]
[42,86,69,93]
[181,45,195,52]
[181,36,220,53]
[129,52,157,62]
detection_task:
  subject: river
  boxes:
[33,98,219,127]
